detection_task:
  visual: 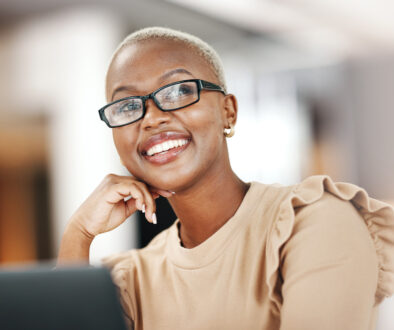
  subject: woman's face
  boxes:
[106,39,236,192]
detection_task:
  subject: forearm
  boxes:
[57,220,94,266]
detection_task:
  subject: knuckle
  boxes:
[133,180,148,190]
[104,173,116,183]
[121,182,141,197]
[131,181,147,194]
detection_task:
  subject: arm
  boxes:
[57,220,93,264]
[279,192,379,330]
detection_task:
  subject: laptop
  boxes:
[0,265,128,330]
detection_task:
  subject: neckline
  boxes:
[165,181,265,269]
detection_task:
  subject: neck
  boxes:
[168,160,249,249]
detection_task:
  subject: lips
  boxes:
[140,131,191,165]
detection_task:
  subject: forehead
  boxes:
[106,39,217,99]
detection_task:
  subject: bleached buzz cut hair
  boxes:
[106,26,227,93]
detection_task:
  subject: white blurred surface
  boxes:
[226,64,311,185]
[377,296,394,330]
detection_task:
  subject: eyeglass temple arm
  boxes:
[200,80,225,94]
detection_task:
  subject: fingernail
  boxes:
[152,213,157,225]
[142,204,145,213]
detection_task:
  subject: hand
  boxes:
[69,174,173,239]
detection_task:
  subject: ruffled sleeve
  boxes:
[266,174,394,316]
[101,251,135,330]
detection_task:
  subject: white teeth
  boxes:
[163,141,170,151]
[146,139,189,156]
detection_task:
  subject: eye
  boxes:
[177,84,194,96]
[163,83,194,101]
[117,100,142,114]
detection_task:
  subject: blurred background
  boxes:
[0,0,393,327]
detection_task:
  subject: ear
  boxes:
[221,94,238,127]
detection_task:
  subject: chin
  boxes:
[142,166,201,193]
[147,174,191,192]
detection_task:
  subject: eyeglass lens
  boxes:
[104,81,199,127]
[155,81,198,109]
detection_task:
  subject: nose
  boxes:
[140,98,171,130]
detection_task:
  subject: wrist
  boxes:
[57,217,94,266]
[67,216,96,242]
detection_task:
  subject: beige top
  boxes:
[102,175,394,330]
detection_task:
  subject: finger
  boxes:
[105,182,145,214]
[105,174,159,203]
[121,185,154,223]
[151,192,160,199]
[103,175,158,223]
[124,198,139,218]
[133,182,157,224]
[104,174,169,198]
[150,188,174,198]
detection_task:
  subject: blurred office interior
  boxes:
[0,0,393,328]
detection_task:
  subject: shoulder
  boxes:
[265,174,394,313]
[269,174,393,239]
[244,180,295,224]
[281,189,378,279]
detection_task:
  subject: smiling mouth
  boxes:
[144,138,190,156]
[142,137,191,165]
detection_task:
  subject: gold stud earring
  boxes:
[224,124,235,138]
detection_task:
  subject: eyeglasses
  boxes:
[98,79,226,128]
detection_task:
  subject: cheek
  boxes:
[112,127,138,158]
[184,101,224,152]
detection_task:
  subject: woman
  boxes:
[58,27,394,330]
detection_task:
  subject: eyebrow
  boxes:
[111,85,137,101]
[111,68,194,101]
[158,68,194,83]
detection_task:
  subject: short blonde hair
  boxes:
[106,26,227,93]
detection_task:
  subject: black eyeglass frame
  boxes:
[98,79,226,128]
